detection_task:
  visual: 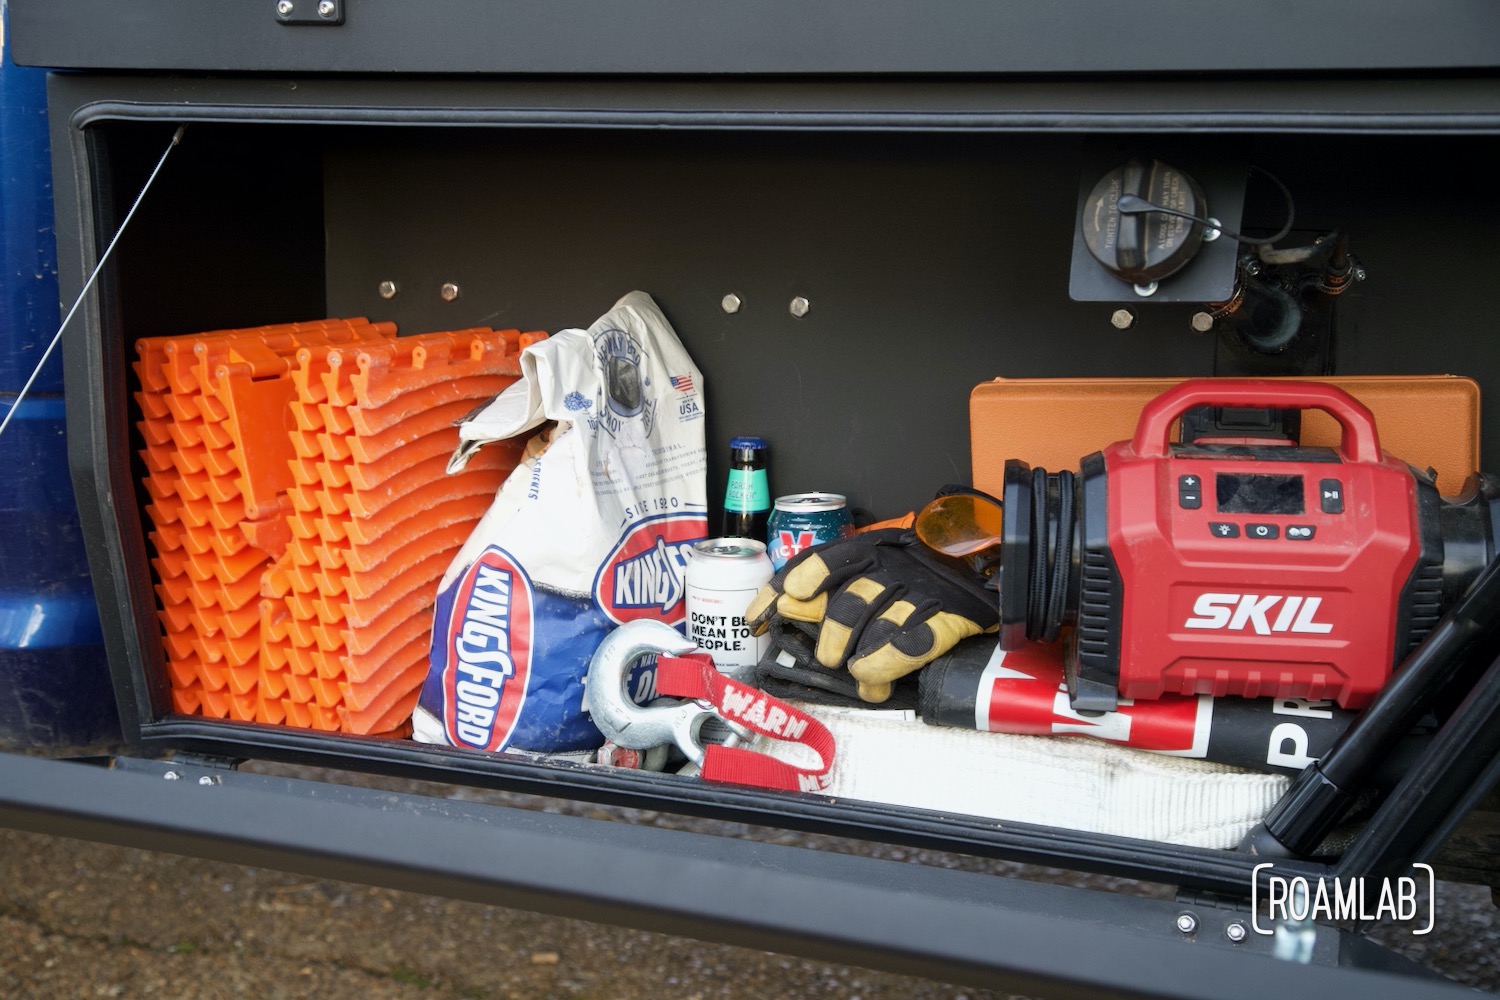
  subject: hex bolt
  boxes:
[276,0,294,15]
[721,293,742,314]
[789,296,811,318]
[440,282,461,302]
[378,280,398,300]
[317,0,336,16]
[1353,266,1368,282]
[1175,912,1199,935]
[1110,308,1136,331]
[1190,311,1216,333]
[163,770,182,781]
[1226,921,1248,943]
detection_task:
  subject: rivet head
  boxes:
[317,0,336,16]
[789,296,811,318]
[721,293,742,314]
[440,282,461,302]
[1175,912,1198,935]
[1110,308,1135,330]
[275,0,294,15]
[378,280,398,300]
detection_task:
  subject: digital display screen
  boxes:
[1215,473,1305,515]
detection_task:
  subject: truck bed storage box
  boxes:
[15,3,1500,987]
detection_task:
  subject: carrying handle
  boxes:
[1131,379,1382,464]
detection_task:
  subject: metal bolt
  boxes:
[1202,218,1222,242]
[1175,912,1199,935]
[1133,281,1158,298]
[1225,921,1248,943]
[721,293,742,314]
[163,770,182,781]
[1110,308,1136,331]
[440,282,461,302]
[198,775,221,786]
[317,0,336,16]
[789,296,811,318]
[378,280,398,300]
[1190,311,1216,333]
[1353,266,1368,282]
[1244,260,1262,277]
[275,0,294,15]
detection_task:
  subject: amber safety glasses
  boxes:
[914,488,1003,561]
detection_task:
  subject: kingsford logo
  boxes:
[442,546,533,751]
[1184,593,1334,635]
[595,513,705,626]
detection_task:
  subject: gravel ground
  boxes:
[1,760,1495,998]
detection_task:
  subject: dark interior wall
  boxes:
[95,122,1500,523]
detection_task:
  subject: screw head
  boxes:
[1226,921,1248,943]
[721,293,742,314]
[378,280,398,300]
[1202,218,1223,242]
[789,296,811,318]
[1244,260,1263,277]
[276,0,294,15]
[1110,308,1135,330]
[1353,266,1368,282]
[1133,281,1159,298]
[163,770,182,781]
[198,775,221,786]
[317,0,336,16]
[1190,311,1216,333]
[440,282,461,302]
[1175,912,1198,935]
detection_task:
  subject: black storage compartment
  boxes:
[26,45,1500,985]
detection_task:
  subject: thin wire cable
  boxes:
[0,125,185,441]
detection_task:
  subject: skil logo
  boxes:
[1184,593,1334,635]
[595,513,706,626]
[441,546,534,751]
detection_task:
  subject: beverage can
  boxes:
[767,493,855,570]
[686,538,775,675]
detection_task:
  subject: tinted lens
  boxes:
[915,493,1003,557]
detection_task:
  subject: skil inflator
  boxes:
[998,379,1500,711]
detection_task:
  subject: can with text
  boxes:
[766,492,854,570]
[686,538,774,675]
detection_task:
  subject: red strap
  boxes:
[655,654,836,793]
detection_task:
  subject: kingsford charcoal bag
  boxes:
[412,291,709,753]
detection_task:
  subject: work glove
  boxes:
[753,617,922,711]
[745,528,998,703]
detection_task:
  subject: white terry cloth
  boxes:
[751,705,1289,850]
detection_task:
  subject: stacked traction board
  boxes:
[135,318,541,734]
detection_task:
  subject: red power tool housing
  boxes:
[998,379,1500,711]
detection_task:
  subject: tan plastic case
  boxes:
[970,375,1481,498]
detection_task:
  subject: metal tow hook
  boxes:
[586,620,746,764]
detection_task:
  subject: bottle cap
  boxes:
[729,436,767,450]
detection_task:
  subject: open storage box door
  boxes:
[12,0,1500,989]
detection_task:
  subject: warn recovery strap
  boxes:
[655,653,836,793]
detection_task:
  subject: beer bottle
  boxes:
[722,436,770,539]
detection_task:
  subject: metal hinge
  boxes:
[274,0,345,26]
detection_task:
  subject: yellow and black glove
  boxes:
[745,528,998,703]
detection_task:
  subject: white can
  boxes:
[685,538,774,675]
